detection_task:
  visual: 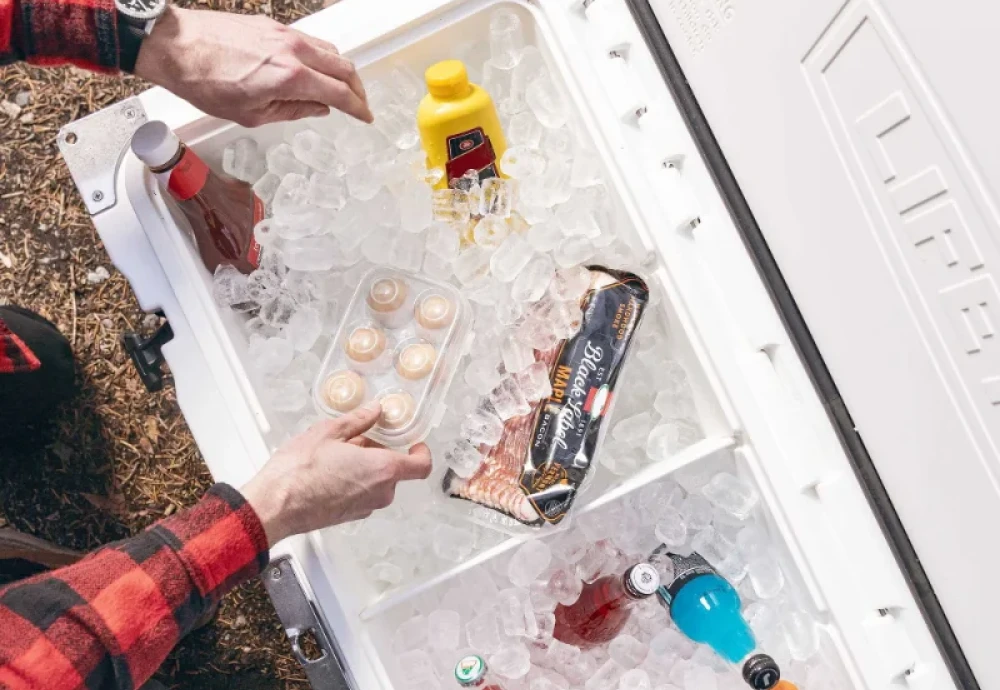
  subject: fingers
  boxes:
[296,35,369,111]
[286,63,373,124]
[385,443,433,481]
[252,100,330,126]
[316,402,382,441]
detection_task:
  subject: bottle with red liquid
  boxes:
[553,562,660,649]
[454,654,504,690]
[131,121,263,275]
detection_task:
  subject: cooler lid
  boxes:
[623,0,997,687]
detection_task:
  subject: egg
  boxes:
[415,293,456,331]
[367,277,408,314]
[396,342,437,380]
[344,325,387,363]
[378,391,417,429]
[321,370,366,412]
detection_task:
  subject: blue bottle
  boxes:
[652,547,781,690]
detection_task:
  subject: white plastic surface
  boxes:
[78,0,958,689]
[644,0,996,685]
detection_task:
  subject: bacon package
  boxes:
[443,266,650,527]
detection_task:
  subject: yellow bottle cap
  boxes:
[425,60,472,99]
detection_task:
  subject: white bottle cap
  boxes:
[131,120,181,169]
[625,562,661,597]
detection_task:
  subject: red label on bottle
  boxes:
[246,194,265,268]
[445,127,498,185]
[166,149,210,201]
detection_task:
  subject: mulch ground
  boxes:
[0,1,332,687]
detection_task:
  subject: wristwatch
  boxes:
[115,0,168,73]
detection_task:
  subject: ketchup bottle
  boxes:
[553,562,659,649]
[131,121,263,274]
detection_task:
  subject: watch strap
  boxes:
[117,16,146,73]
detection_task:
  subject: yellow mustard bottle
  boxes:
[418,60,507,190]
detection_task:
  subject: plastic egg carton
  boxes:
[314,268,473,447]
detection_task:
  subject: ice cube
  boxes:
[426,222,461,261]
[259,293,297,328]
[619,669,651,690]
[346,160,383,201]
[432,523,475,562]
[653,506,688,548]
[532,676,566,690]
[465,276,503,306]
[554,236,596,268]
[483,60,522,117]
[307,172,347,211]
[334,121,378,166]
[702,473,759,520]
[515,362,553,402]
[212,265,250,309]
[645,420,701,461]
[399,181,433,234]
[535,299,581,340]
[586,660,624,690]
[432,189,471,226]
[453,245,494,284]
[515,316,557,351]
[455,170,483,207]
[292,129,344,174]
[649,627,695,663]
[490,644,532,679]
[285,305,322,352]
[265,378,307,412]
[464,357,503,395]
[374,103,420,150]
[397,649,437,686]
[246,270,280,304]
[747,557,784,599]
[489,8,525,68]
[545,639,581,669]
[501,333,534,372]
[511,254,555,303]
[490,374,531,420]
[609,635,649,669]
[691,526,747,583]
[249,336,294,375]
[466,612,503,654]
[526,220,564,252]
[682,666,716,690]
[496,291,524,326]
[473,215,511,248]
[427,609,462,651]
[575,541,615,583]
[461,405,505,446]
[549,265,591,302]
[613,412,654,449]
[273,173,313,216]
[266,143,309,177]
[283,235,338,272]
[222,137,266,183]
[508,112,544,148]
[480,177,517,217]
[369,561,405,588]
[781,610,819,661]
[570,144,602,189]
[680,494,713,532]
[508,540,552,587]
[444,439,484,478]
[490,233,536,284]
[500,146,546,180]
[526,76,569,129]
[253,172,282,206]
[282,351,321,383]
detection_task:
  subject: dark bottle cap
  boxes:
[742,653,780,690]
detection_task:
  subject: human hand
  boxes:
[241,403,432,546]
[134,6,374,127]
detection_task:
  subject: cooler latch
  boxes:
[122,311,173,392]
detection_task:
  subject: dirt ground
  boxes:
[0,1,331,687]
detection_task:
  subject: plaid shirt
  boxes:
[0,318,40,375]
[0,484,269,690]
[0,0,119,71]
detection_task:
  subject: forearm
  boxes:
[0,484,268,690]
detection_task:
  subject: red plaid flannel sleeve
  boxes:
[0,484,269,690]
[0,0,120,71]
[0,317,41,375]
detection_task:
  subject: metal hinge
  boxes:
[263,556,356,690]
[57,97,148,216]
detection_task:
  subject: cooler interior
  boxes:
[129,1,897,688]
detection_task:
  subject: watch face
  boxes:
[117,0,164,21]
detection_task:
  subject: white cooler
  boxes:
[56,1,998,689]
